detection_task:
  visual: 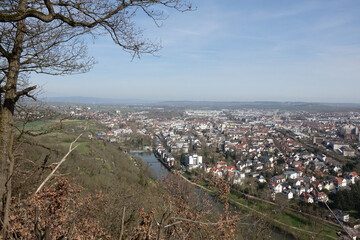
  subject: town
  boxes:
[28,103,360,236]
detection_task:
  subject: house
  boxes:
[245,159,253,167]
[307,175,316,182]
[231,171,245,185]
[316,192,328,203]
[203,165,212,173]
[339,146,355,157]
[311,181,323,191]
[231,176,243,185]
[333,177,346,187]
[283,190,294,199]
[300,192,314,203]
[236,161,246,171]
[310,161,326,170]
[281,182,292,191]
[350,171,358,179]
[269,182,283,193]
[234,171,246,179]
[331,142,348,151]
[255,162,264,171]
[210,167,223,178]
[323,181,335,191]
[165,156,176,167]
[304,183,313,193]
[344,171,359,184]
[217,161,227,168]
[293,186,306,196]
[317,154,327,162]
[334,211,350,222]
[249,172,259,178]
[330,165,342,174]
[283,171,298,180]
[271,175,286,183]
[256,175,267,183]
[224,166,237,173]
[288,179,301,187]
[292,161,302,168]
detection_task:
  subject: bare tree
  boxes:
[0,0,192,237]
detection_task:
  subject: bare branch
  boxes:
[0,44,10,59]
[15,85,37,102]
[34,133,82,195]
[119,206,126,240]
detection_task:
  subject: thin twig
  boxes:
[171,217,238,226]
[119,206,126,240]
[164,221,182,228]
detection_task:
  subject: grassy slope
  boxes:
[14,119,165,237]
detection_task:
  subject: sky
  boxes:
[34,0,360,103]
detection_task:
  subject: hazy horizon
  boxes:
[41,95,360,106]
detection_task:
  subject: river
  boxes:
[132,150,295,240]
[131,151,168,180]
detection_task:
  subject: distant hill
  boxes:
[152,101,360,112]
[40,97,360,112]
[40,96,155,105]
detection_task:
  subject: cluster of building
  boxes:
[53,105,360,218]
[131,109,360,207]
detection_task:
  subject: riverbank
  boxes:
[153,150,172,171]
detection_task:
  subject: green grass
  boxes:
[227,190,339,240]
[60,141,90,155]
[254,201,275,212]
[23,120,53,128]
[76,142,91,155]
[274,210,342,239]
[229,193,249,205]
[182,172,191,179]
[197,181,208,187]
[103,161,111,170]
[277,211,309,229]
[15,120,56,132]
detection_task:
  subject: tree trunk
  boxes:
[2,131,14,239]
[0,61,18,238]
[0,1,26,235]
[0,59,19,233]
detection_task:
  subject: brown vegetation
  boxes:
[9,178,109,239]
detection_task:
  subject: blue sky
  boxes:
[34,0,360,103]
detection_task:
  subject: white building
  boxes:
[283,190,294,199]
[185,154,203,170]
[283,171,298,180]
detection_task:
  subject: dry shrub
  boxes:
[128,174,239,240]
[8,178,110,239]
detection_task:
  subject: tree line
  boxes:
[329,181,360,217]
